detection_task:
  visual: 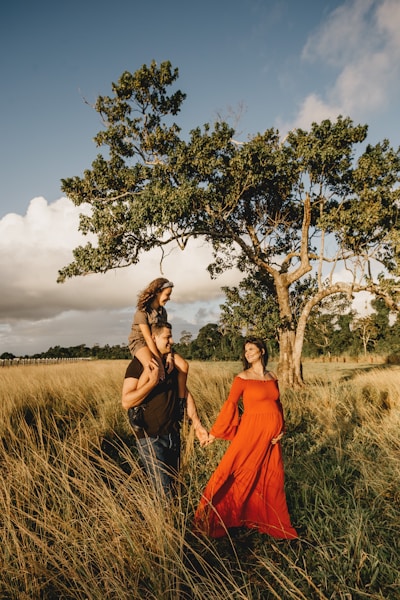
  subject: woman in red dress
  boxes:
[194,337,298,539]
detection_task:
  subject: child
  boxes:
[128,277,189,400]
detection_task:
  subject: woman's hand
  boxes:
[203,433,216,447]
[271,432,284,445]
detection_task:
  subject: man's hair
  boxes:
[151,322,172,336]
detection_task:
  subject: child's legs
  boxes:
[174,353,189,374]
[174,353,188,398]
[135,345,155,367]
[135,346,165,379]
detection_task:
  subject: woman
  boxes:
[128,277,188,398]
[194,337,297,539]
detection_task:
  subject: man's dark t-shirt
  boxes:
[125,358,180,439]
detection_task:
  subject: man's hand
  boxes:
[121,357,161,412]
[145,358,160,387]
[186,390,212,447]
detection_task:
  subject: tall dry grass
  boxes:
[0,360,399,599]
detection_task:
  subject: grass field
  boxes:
[0,359,399,599]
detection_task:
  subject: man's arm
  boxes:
[186,390,209,447]
[121,360,159,411]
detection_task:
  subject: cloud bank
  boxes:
[0,197,241,355]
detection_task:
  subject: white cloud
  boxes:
[0,197,242,355]
[301,0,376,67]
[285,93,342,131]
[285,0,400,131]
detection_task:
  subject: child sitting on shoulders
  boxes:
[128,277,189,400]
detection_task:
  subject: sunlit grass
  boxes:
[0,359,399,598]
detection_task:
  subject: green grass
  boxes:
[0,359,399,599]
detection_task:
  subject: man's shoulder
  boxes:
[125,357,143,379]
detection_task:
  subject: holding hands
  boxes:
[194,424,210,447]
[199,431,283,448]
[203,433,215,447]
[190,420,215,448]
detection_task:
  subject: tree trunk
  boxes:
[274,269,307,387]
[277,326,304,387]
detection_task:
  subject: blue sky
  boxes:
[1,0,338,214]
[1,0,399,355]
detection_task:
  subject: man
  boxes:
[121,322,209,497]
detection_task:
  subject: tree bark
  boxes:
[274,275,305,387]
[277,326,304,387]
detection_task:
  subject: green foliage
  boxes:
[59,64,400,286]
[59,61,400,383]
[29,343,130,360]
[302,295,355,357]
[219,271,279,339]
[175,324,244,361]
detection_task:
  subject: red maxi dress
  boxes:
[194,376,298,539]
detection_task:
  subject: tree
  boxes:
[302,294,352,357]
[330,311,359,356]
[368,297,391,354]
[305,314,335,357]
[352,315,378,356]
[219,272,279,338]
[59,61,400,386]
[190,324,222,360]
[218,331,244,360]
[173,330,193,359]
[179,330,193,346]
[387,312,400,355]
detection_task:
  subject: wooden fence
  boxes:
[0,357,92,367]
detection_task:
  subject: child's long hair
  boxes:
[241,337,268,370]
[137,278,174,311]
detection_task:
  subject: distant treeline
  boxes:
[1,315,399,363]
[1,344,130,362]
[0,326,245,363]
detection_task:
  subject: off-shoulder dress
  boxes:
[194,375,298,539]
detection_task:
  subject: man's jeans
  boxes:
[136,432,180,497]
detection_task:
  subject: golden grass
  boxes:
[0,359,399,598]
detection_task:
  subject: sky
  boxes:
[1,0,399,356]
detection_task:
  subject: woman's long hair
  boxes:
[242,337,268,370]
[137,278,173,311]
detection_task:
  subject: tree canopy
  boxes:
[60,61,400,385]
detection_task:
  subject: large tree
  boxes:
[59,61,400,385]
[219,272,280,342]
